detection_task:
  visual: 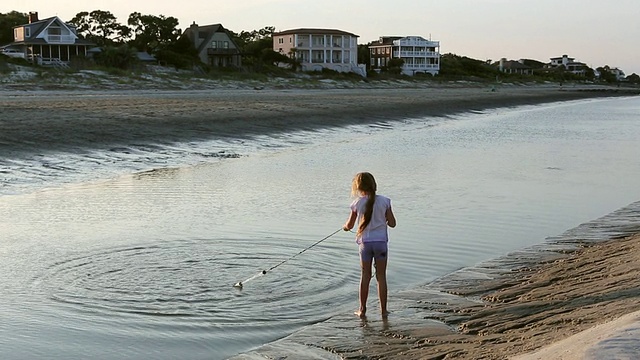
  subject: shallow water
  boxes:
[1,96,639,359]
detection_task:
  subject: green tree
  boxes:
[387,58,405,74]
[155,35,199,70]
[0,11,28,45]
[357,43,370,69]
[440,53,499,78]
[626,73,640,84]
[68,10,125,46]
[596,65,617,83]
[94,45,138,69]
[127,12,181,53]
[230,26,280,71]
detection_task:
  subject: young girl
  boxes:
[343,172,396,318]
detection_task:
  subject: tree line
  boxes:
[0,10,637,82]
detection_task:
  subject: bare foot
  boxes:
[381,311,390,318]
[354,308,366,318]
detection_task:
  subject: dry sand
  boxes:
[2,83,640,359]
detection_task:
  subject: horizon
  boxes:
[2,1,638,75]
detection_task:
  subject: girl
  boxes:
[343,172,396,318]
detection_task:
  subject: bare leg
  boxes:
[356,260,372,318]
[374,258,388,317]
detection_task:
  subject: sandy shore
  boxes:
[2,83,640,359]
[1,85,638,157]
[385,233,640,359]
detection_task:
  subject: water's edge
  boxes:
[232,200,640,359]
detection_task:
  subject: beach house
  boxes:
[181,22,241,67]
[369,36,440,76]
[494,58,533,75]
[272,28,365,76]
[549,55,588,76]
[5,12,94,67]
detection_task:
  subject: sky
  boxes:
[2,0,639,75]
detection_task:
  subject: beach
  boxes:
[2,82,640,359]
[343,232,640,359]
[1,84,637,157]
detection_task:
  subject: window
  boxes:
[289,37,292,43]
[223,41,229,49]
[211,41,217,49]
[278,38,284,44]
[25,27,30,37]
[14,29,18,40]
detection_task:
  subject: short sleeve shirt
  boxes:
[350,195,392,244]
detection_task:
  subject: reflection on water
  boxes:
[1,96,639,359]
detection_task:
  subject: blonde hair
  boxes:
[351,172,377,236]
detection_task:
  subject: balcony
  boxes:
[207,48,238,55]
[394,51,439,58]
[403,64,439,69]
[46,35,75,44]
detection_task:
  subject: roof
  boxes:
[181,23,240,55]
[273,28,358,37]
[136,52,156,62]
[369,36,402,46]
[493,60,532,70]
[11,16,94,46]
[10,38,94,46]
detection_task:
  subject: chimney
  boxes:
[190,21,199,48]
[28,11,39,23]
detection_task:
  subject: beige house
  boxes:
[272,28,365,76]
[6,12,93,67]
[495,58,533,75]
[181,22,241,67]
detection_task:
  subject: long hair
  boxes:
[351,172,377,236]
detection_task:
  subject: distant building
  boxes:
[5,11,94,67]
[493,58,533,75]
[181,22,241,67]
[548,55,588,76]
[368,35,440,76]
[272,28,364,76]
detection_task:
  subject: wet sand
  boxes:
[1,85,638,157]
[2,84,640,359]
[375,233,640,359]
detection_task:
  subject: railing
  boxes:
[298,42,350,49]
[394,51,439,57]
[207,48,238,55]
[403,64,439,69]
[308,59,350,64]
[35,57,70,68]
[46,35,75,44]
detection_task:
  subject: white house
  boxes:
[549,54,588,76]
[6,11,94,66]
[272,28,365,76]
[369,36,440,76]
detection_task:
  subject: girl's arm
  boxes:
[386,206,396,228]
[343,210,357,231]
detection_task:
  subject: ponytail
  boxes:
[357,191,376,236]
[353,172,377,236]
